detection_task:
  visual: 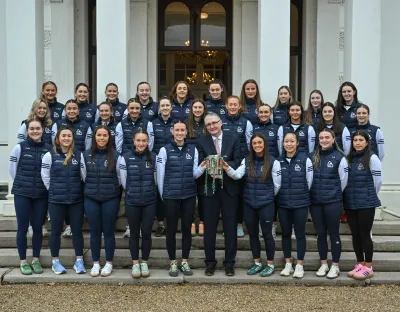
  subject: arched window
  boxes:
[200,2,226,47]
[164,2,190,47]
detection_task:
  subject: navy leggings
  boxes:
[125,203,156,261]
[156,190,164,223]
[278,207,308,261]
[310,202,342,263]
[243,202,275,261]
[14,195,48,260]
[164,196,196,260]
[84,196,120,262]
[49,202,84,258]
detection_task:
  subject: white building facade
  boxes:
[1,0,399,218]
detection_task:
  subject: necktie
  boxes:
[214,138,221,155]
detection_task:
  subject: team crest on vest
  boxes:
[350,112,356,118]
[185,108,190,114]
[358,163,364,170]
[72,158,78,165]
[54,112,59,118]
[104,160,108,167]
[45,128,51,133]
[220,109,225,115]
[237,127,243,133]
[295,164,301,171]
[186,153,192,160]
[110,130,115,136]
[86,112,92,118]
[149,110,155,115]
[146,161,152,168]
[299,131,305,137]
[327,161,333,168]
[76,129,83,136]
[115,111,121,117]
[260,166,263,172]
[269,131,274,137]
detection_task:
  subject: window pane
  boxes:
[164,2,190,47]
[290,4,299,47]
[200,2,226,47]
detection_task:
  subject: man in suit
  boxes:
[196,112,241,276]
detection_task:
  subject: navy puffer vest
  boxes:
[83,148,120,201]
[278,151,311,209]
[221,114,249,158]
[48,99,64,122]
[162,141,197,199]
[91,118,118,149]
[12,139,51,198]
[315,123,345,151]
[48,149,83,204]
[184,118,205,145]
[140,98,158,122]
[349,123,379,156]
[121,115,149,154]
[337,100,360,129]
[171,98,192,120]
[124,150,157,206]
[282,122,311,154]
[205,98,226,116]
[344,150,381,209]
[22,119,53,146]
[273,103,289,126]
[243,156,276,207]
[253,121,279,158]
[78,101,97,124]
[242,98,259,125]
[152,115,174,154]
[310,147,344,204]
[56,117,90,152]
[106,98,127,123]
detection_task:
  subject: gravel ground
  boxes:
[0,284,399,312]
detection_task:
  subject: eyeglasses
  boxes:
[205,120,221,128]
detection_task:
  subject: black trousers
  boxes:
[203,187,238,268]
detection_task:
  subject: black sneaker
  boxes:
[155,225,166,237]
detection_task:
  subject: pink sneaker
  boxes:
[353,266,374,280]
[347,264,363,277]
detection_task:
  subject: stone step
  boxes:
[3,268,400,286]
[1,248,400,272]
[1,217,400,236]
[1,232,400,252]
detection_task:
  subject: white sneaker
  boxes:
[101,263,113,277]
[62,226,72,238]
[327,265,340,279]
[316,263,329,277]
[123,226,130,238]
[27,226,33,238]
[90,263,101,277]
[291,229,296,239]
[280,262,294,276]
[132,263,141,278]
[293,264,305,278]
[42,226,49,237]
[272,224,277,238]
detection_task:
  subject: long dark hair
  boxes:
[347,130,371,170]
[209,79,227,103]
[239,79,263,112]
[288,101,304,123]
[169,81,194,101]
[312,128,344,167]
[248,133,271,182]
[90,125,115,172]
[187,98,207,138]
[304,90,324,125]
[335,81,359,116]
[134,129,152,165]
[317,102,342,134]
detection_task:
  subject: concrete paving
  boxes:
[2,268,400,286]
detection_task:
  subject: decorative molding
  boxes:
[44,29,52,48]
[44,0,50,4]
[328,0,345,3]
[339,30,344,51]
[44,72,52,82]
[339,73,344,85]
[50,0,64,3]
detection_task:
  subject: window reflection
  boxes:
[200,2,226,47]
[164,2,190,47]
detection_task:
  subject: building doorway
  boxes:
[158,0,233,99]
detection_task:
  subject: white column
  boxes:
[74,0,89,87]
[258,0,290,104]
[130,0,148,96]
[315,0,340,102]
[344,0,381,124]
[301,0,317,104]
[232,0,242,95]
[97,0,130,103]
[241,0,258,88]
[2,0,44,216]
[147,0,158,98]
[51,0,75,102]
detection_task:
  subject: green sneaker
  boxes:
[260,264,275,277]
[180,262,193,276]
[31,260,43,274]
[169,261,179,277]
[20,262,32,275]
[247,263,263,275]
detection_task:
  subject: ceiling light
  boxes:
[200,12,208,19]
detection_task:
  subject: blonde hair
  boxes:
[53,127,75,165]
[312,128,344,167]
[27,99,53,128]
